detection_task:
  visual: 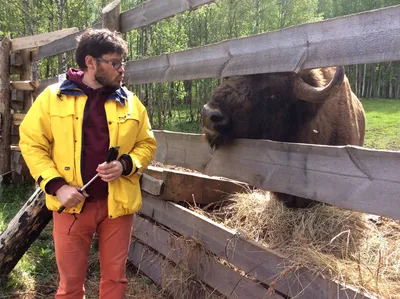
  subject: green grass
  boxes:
[361,98,400,151]
[152,103,203,133]
[0,184,58,298]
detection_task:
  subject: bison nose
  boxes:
[202,104,230,131]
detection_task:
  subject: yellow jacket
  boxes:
[19,81,156,218]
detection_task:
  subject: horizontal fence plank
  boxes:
[140,173,163,196]
[35,4,400,78]
[139,194,371,299]
[35,23,101,61]
[125,5,400,84]
[121,0,215,32]
[154,131,213,170]
[10,81,38,91]
[12,114,25,126]
[10,28,79,51]
[7,124,400,220]
[128,241,167,287]
[144,166,247,204]
[130,240,231,299]
[153,131,400,220]
[133,215,284,299]
[36,77,58,95]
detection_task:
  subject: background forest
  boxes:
[1,0,400,132]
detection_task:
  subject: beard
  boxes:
[94,66,123,89]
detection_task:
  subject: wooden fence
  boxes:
[135,166,372,298]
[1,0,399,298]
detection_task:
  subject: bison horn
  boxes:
[293,66,345,103]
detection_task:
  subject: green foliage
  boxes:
[153,103,202,133]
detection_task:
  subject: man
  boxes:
[19,28,156,298]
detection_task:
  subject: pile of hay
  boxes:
[198,189,400,298]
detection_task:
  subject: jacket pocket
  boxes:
[117,114,140,142]
[110,174,140,205]
[50,105,75,183]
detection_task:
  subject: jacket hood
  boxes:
[58,68,128,105]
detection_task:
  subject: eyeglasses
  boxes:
[96,57,126,70]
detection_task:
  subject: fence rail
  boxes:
[153,131,400,221]
[124,5,400,84]
[34,5,400,89]
[133,174,372,299]
[10,28,79,51]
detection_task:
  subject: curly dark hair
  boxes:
[75,28,128,70]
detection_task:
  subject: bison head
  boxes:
[202,67,344,148]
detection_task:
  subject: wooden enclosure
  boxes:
[1,0,400,298]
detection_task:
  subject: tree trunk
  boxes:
[354,64,358,96]
[396,67,400,99]
[396,83,400,99]
[389,65,393,99]
[0,188,52,277]
[376,63,382,98]
[0,35,11,182]
[145,26,154,125]
[57,0,65,74]
[361,63,367,98]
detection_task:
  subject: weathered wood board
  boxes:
[10,28,79,51]
[125,5,400,84]
[10,81,38,91]
[139,194,372,299]
[120,0,216,32]
[143,166,248,204]
[153,131,400,221]
[132,215,285,299]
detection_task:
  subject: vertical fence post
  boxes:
[0,35,11,183]
[102,0,121,31]
[11,49,35,183]
[21,49,33,112]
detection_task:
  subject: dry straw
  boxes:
[160,236,224,299]
[196,189,400,299]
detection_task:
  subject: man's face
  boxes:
[94,53,125,89]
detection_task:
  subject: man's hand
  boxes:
[97,161,123,182]
[56,185,88,208]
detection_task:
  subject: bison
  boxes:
[201,66,365,208]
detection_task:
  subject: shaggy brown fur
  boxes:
[202,67,365,207]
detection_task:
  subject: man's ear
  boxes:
[85,55,97,71]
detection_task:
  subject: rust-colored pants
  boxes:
[52,200,134,299]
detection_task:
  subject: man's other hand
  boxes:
[96,161,123,182]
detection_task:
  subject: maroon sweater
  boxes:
[46,69,132,200]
